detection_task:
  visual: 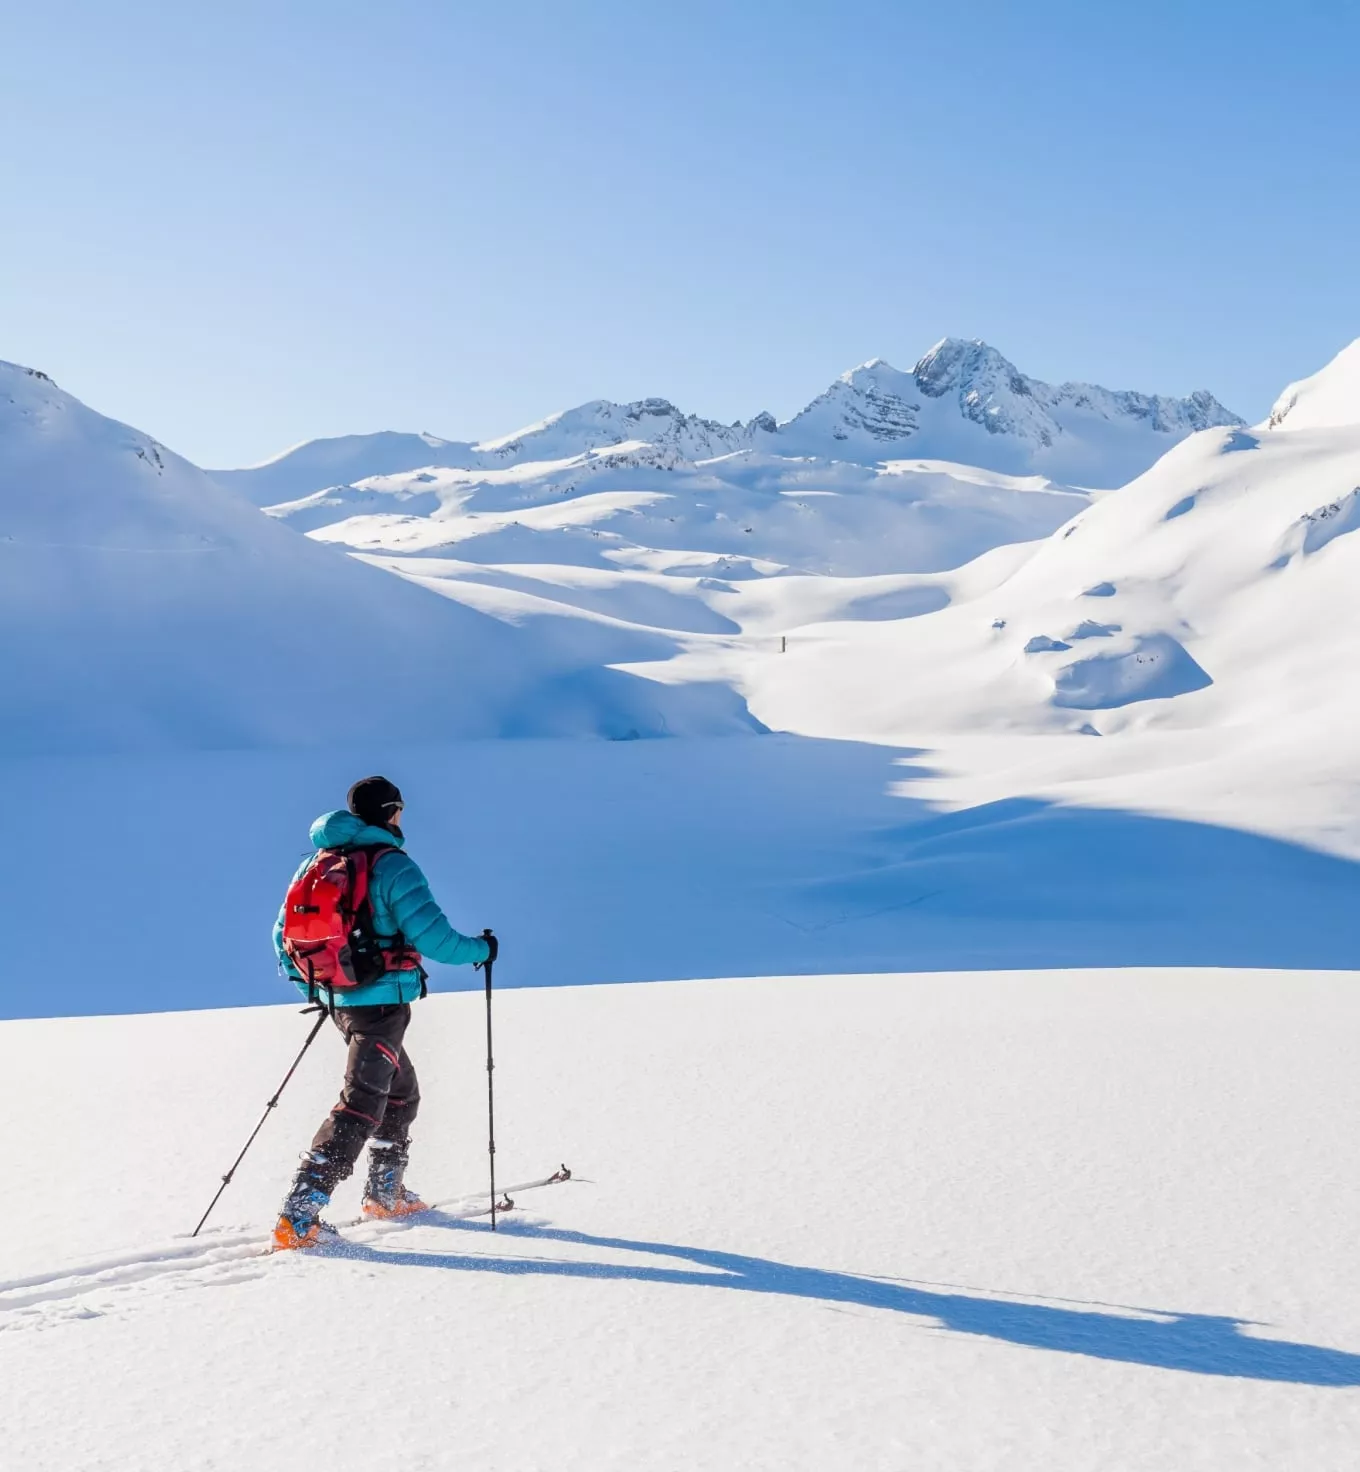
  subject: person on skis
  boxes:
[271,775,494,1250]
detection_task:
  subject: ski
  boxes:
[273,1163,572,1254]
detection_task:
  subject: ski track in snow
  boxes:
[0,1176,573,1331]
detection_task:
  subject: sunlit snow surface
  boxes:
[4,971,1360,1470]
[4,342,1360,1468]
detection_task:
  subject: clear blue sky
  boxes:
[3,0,1357,466]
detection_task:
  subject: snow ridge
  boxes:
[1265,338,1360,431]
[210,338,1243,504]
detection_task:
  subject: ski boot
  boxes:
[272,1151,335,1250]
[361,1140,428,1220]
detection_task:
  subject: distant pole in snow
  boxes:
[479,930,499,1231]
[190,1004,328,1238]
[780,635,786,654]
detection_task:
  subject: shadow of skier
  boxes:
[338,1218,1360,1388]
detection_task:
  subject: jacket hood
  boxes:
[309,810,407,851]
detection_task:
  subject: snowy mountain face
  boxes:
[212,340,1237,721]
[211,404,753,509]
[1265,337,1360,431]
[648,337,1360,855]
[5,333,1332,837]
[769,342,1240,483]
[211,338,1240,504]
[475,396,750,466]
[0,361,758,753]
[210,430,477,507]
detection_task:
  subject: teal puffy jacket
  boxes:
[274,810,490,1006]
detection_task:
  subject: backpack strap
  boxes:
[358,844,426,987]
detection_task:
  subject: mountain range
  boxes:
[210,338,1242,506]
[8,326,1359,861]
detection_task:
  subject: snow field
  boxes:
[4,969,1360,1470]
[5,734,1358,1022]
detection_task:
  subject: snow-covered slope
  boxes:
[0,361,758,752]
[282,449,1087,576]
[783,343,1239,483]
[212,402,756,508]
[212,339,1240,504]
[213,342,1238,682]
[1266,337,1360,431]
[6,970,1360,1470]
[702,420,1360,741]
[193,345,1243,720]
[210,429,482,507]
[644,341,1360,854]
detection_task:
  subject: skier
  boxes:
[271,776,494,1250]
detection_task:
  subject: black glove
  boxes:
[481,930,499,964]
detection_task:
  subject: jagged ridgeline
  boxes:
[212,338,1241,507]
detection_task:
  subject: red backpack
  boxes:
[282,845,424,996]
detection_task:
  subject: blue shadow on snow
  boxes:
[340,1218,1360,1388]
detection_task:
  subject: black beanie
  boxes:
[348,775,404,828]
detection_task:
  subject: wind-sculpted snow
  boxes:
[1050,635,1213,710]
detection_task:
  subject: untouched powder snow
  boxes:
[5,970,1360,1470]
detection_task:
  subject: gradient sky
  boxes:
[3,0,1358,466]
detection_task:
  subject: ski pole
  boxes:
[190,1004,328,1238]
[477,929,499,1230]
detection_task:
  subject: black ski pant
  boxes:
[308,1003,420,1193]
